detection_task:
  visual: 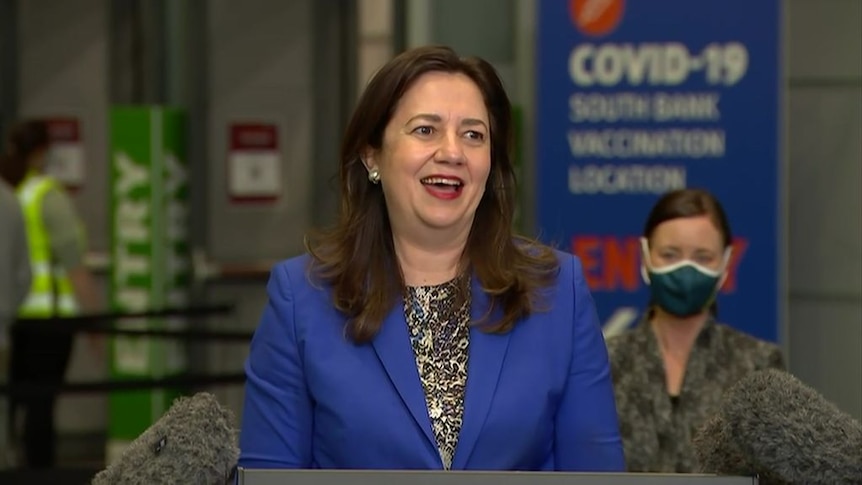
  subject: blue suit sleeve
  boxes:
[238,263,313,468]
[554,255,626,471]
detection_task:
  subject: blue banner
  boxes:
[536,0,782,342]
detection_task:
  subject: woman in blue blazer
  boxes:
[238,45,625,472]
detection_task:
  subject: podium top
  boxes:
[236,468,757,485]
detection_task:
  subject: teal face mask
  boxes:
[647,263,722,317]
[640,238,731,317]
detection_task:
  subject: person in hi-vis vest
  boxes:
[0,119,100,469]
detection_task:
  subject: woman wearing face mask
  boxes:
[606,188,784,473]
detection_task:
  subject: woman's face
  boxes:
[647,215,725,272]
[365,71,492,239]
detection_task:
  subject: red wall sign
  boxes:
[227,122,282,203]
[44,117,84,190]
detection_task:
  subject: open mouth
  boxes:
[421,176,463,189]
[420,176,464,199]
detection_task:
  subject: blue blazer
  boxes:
[238,251,625,471]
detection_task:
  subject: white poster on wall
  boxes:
[44,117,85,190]
[227,122,282,203]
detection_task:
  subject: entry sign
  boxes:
[536,0,783,342]
[108,106,189,464]
[227,122,282,203]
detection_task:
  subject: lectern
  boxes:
[236,469,758,485]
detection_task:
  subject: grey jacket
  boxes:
[606,318,785,473]
[0,180,31,344]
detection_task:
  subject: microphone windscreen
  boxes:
[92,392,239,485]
[693,368,862,485]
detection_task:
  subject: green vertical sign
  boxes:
[107,106,189,462]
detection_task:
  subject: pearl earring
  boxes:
[368,168,380,184]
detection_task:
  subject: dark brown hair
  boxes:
[643,188,733,316]
[643,188,732,246]
[305,45,559,343]
[0,119,49,187]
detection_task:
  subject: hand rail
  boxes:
[84,249,276,282]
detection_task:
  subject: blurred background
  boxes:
[0,0,859,473]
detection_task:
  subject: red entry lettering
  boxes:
[573,234,748,294]
[720,237,748,293]
[572,235,641,292]
[573,235,602,289]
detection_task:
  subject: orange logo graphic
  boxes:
[570,0,625,37]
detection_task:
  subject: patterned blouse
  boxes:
[403,277,471,470]
[606,317,785,473]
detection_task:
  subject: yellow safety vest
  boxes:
[15,173,79,318]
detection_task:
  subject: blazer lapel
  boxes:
[452,277,512,469]
[371,303,438,450]
[680,320,716,422]
[642,324,673,427]
[635,322,671,467]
